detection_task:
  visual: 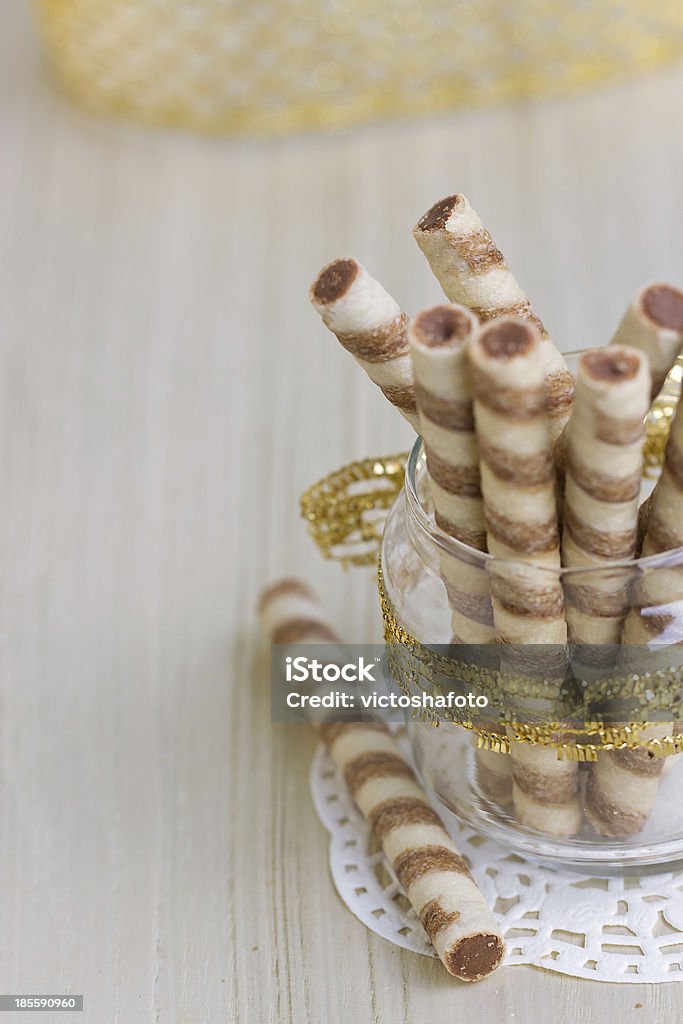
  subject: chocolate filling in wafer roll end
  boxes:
[413,194,466,234]
[581,346,642,384]
[412,304,475,348]
[478,318,536,359]
[310,257,360,305]
[445,932,505,981]
[641,283,683,333]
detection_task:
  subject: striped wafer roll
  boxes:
[310,258,419,429]
[319,721,504,980]
[413,195,573,439]
[636,492,652,557]
[259,577,356,723]
[509,738,582,836]
[554,283,683,501]
[468,319,578,835]
[474,742,513,809]
[610,283,683,399]
[597,402,683,836]
[407,304,506,797]
[640,398,683,562]
[408,304,485,551]
[585,726,669,837]
[259,577,343,645]
[258,579,505,981]
[468,318,566,643]
[629,285,683,540]
[622,394,683,648]
[562,347,651,650]
[408,304,495,645]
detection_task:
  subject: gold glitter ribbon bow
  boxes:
[300,454,407,568]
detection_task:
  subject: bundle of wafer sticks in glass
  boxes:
[310,194,683,841]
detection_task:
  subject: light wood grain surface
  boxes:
[2,2,683,1020]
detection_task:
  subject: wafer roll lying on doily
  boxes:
[413,195,573,439]
[562,348,651,651]
[610,283,683,400]
[319,721,504,980]
[259,578,505,981]
[259,577,357,722]
[468,318,579,835]
[408,304,495,645]
[310,258,419,429]
[259,577,343,645]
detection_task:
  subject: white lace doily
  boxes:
[311,742,683,983]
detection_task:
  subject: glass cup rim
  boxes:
[404,416,682,580]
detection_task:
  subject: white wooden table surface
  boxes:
[2,2,683,1020]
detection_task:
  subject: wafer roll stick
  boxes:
[554,284,683,503]
[505,733,580,836]
[605,402,683,836]
[310,258,419,429]
[508,738,582,836]
[468,319,579,835]
[630,285,683,538]
[585,726,670,837]
[474,742,513,808]
[413,195,573,440]
[408,304,485,551]
[259,579,505,981]
[259,577,344,645]
[259,578,356,723]
[562,348,651,651]
[468,319,566,642]
[610,283,683,399]
[623,394,683,648]
[408,304,495,645]
[640,401,683,563]
[319,722,504,980]
[636,492,652,557]
[407,304,507,797]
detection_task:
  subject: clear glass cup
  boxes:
[379,354,683,872]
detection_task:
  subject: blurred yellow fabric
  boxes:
[36,1,683,135]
